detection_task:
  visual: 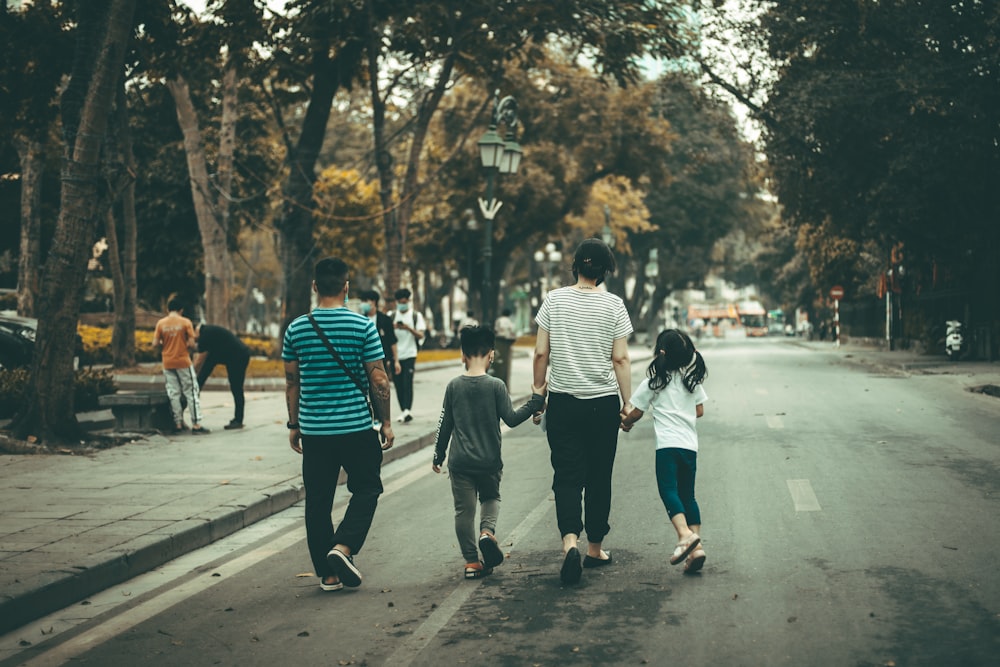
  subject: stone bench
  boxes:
[98,391,174,432]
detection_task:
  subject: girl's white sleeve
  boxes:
[693,384,708,404]
[629,379,653,411]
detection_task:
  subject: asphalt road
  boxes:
[5,338,999,667]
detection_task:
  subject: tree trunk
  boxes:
[380,51,456,301]
[107,79,137,368]
[14,136,43,318]
[365,28,399,298]
[215,62,238,325]
[275,38,364,330]
[166,74,233,328]
[11,0,136,443]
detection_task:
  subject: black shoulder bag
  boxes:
[307,314,378,422]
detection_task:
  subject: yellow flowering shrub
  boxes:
[76,325,274,366]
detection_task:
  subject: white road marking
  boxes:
[20,529,307,667]
[383,494,553,666]
[786,479,822,512]
[766,415,784,429]
[15,458,435,667]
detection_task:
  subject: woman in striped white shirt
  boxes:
[532,238,633,584]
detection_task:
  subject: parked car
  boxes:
[0,316,83,371]
[0,315,37,371]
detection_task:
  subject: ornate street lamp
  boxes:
[477,90,522,325]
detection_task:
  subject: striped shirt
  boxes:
[535,287,633,399]
[282,307,384,435]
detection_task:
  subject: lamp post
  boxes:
[534,242,562,298]
[477,89,522,326]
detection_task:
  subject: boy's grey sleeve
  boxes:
[433,386,454,465]
[499,384,545,428]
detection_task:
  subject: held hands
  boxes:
[619,403,640,432]
[531,380,548,425]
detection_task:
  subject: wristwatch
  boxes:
[286,421,299,430]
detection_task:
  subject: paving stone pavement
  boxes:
[1,339,996,636]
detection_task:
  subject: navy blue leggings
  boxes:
[655,447,701,525]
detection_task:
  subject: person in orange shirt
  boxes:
[153,298,209,434]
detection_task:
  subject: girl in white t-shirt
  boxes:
[621,329,709,573]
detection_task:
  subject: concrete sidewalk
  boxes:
[0,350,545,636]
[792,338,1000,390]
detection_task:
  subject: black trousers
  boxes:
[301,430,384,578]
[394,357,416,412]
[197,351,250,423]
[545,392,622,543]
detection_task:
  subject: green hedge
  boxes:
[0,368,117,419]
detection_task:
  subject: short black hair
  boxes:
[359,289,380,304]
[167,297,184,312]
[460,325,495,358]
[314,257,349,297]
[572,238,616,285]
[394,287,411,300]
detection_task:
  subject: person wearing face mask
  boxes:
[391,288,426,423]
[359,290,400,428]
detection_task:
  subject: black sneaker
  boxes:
[479,534,504,569]
[404,413,413,423]
[190,426,211,435]
[327,548,362,587]
[224,421,244,430]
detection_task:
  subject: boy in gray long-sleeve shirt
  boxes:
[433,326,546,579]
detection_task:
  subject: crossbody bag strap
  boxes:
[307,313,369,399]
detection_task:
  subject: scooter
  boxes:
[945,320,966,360]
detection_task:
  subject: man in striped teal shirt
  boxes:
[283,257,394,591]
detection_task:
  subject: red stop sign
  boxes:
[829,285,844,300]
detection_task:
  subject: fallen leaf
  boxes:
[219,480,230,485]
[296,572,314,578]
[27,435,37,443]
[298,631,309,637]
[572,647,580,653]
[254,456,263,461]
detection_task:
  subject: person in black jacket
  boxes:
[194,323,252,430]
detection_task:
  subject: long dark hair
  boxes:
[646,329,707,393]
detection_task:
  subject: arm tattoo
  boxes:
[366,361,392,422]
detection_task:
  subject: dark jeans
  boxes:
[196,351,250,423]
[545,392,621,542]
[655,447,701,525]
[394,357,416,411]
[301,430,384,578]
